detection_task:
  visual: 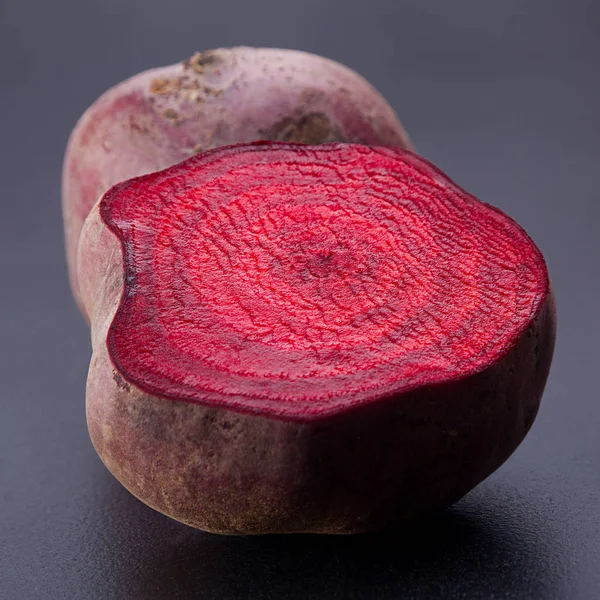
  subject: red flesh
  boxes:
[101,142,549,421]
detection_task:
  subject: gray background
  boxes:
[1,1,599,598]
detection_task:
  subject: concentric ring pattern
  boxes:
[101,142,549,419]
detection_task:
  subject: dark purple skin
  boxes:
[63,47,413,316]
[79,199,556,535]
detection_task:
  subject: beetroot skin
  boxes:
[63,47,412,315]
[78,142,556,534]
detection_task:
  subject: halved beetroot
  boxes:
[79,142,556,534]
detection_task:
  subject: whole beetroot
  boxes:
[78,142,556,534]
[63,47,413,315]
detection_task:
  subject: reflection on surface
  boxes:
[83,465,568,600]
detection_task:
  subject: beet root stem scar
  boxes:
[100,141,552,421]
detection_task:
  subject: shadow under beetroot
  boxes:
[84,465,569,600]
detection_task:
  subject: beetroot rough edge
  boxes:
[63,46,413,315]
[78,141,556,534]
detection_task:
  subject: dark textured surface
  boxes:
[1,0,599,598]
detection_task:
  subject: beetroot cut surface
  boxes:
[101,142,549,422]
